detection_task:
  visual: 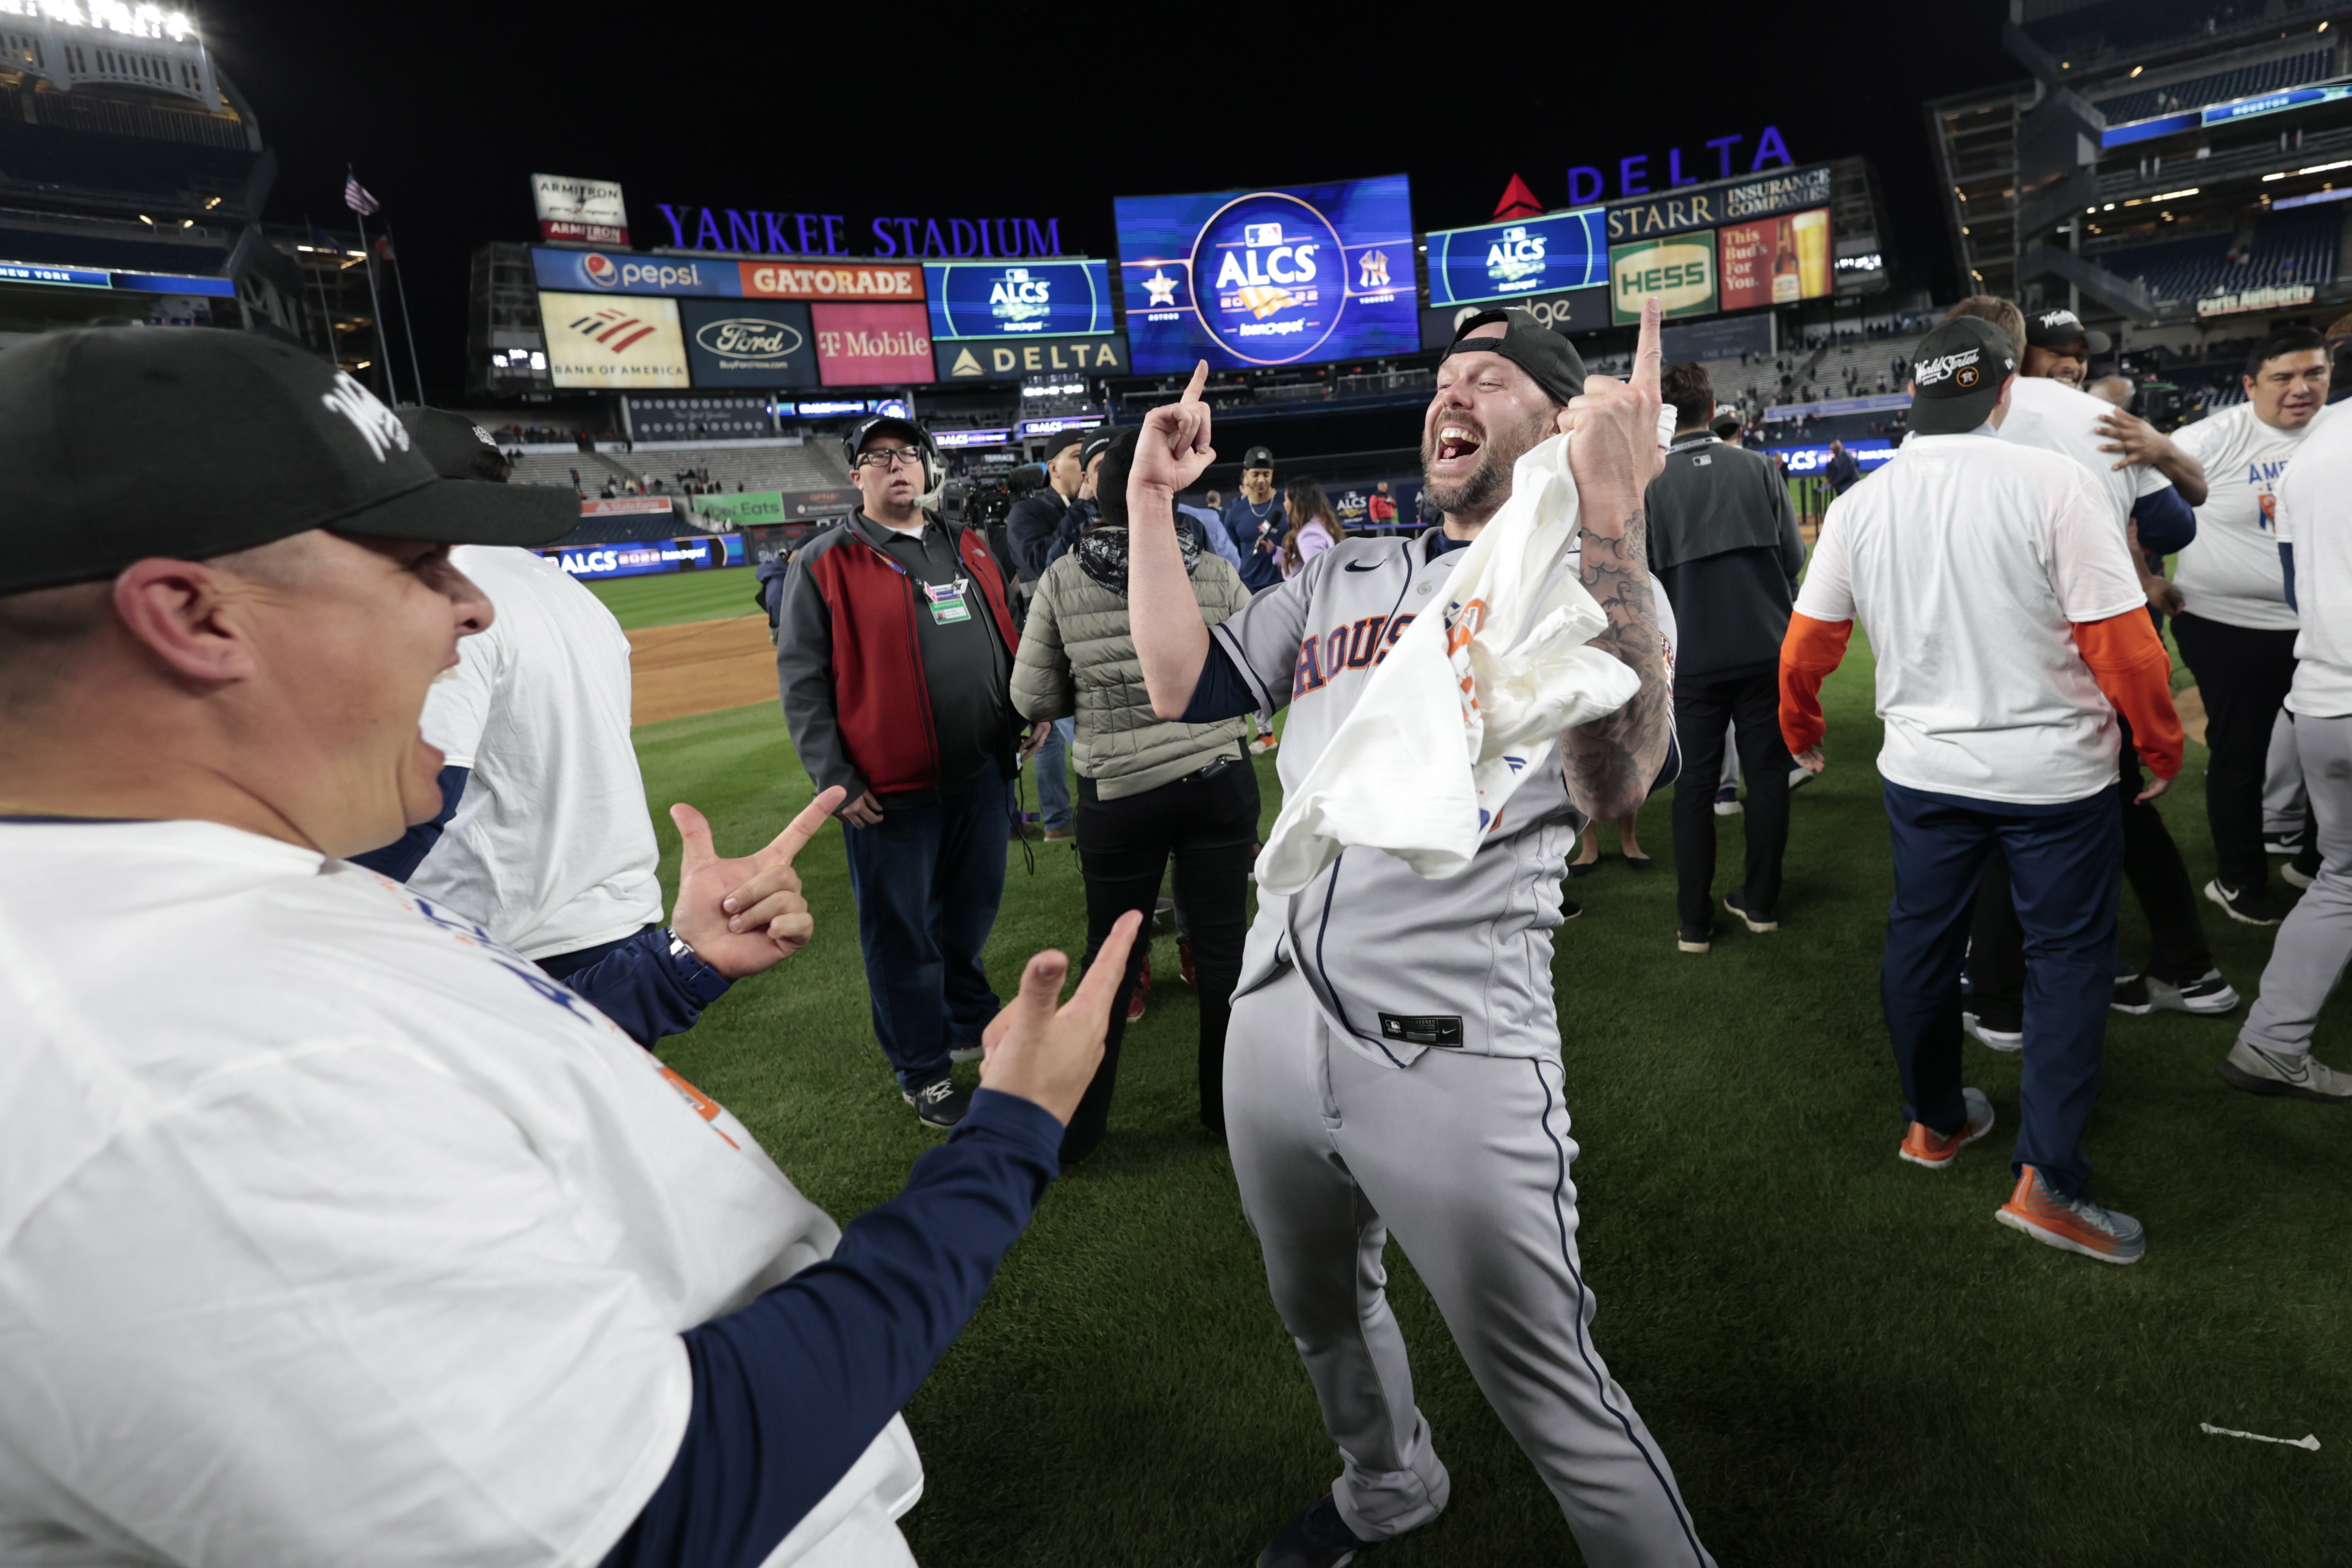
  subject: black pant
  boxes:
[1967,719,2215,1015]
[1062,756,1260,1164]
[1671,666,1792,928]
[2172,611,2300,895]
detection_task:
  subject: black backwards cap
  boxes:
[2024,305,2112,356]
[0,327,575,595]
[1908,317,2018,435]
[400,406,515,483]
[1443,307,1589,404]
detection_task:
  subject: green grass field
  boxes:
[608,570,2350,1567]
[587,564,762,630]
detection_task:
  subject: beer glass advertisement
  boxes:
[1115,175,1417,372]
[1717,207,1831,311]
[1608,234,1718,325]
[541,291,691,389]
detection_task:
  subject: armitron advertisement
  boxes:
[1609,235,1718,324]
[540,291,690,389]
[1716,207,1831,311]
[1115,175,1417,373]
[811,302,932,387]
[532,174,629,247]
[680,297,820,388]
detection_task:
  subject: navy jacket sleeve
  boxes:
[2132,486,2197,556]
[562,927,731,1048]
[599,1090,1064,1568]
[2283,543,2297,611]
[347,765,468,881]
[1179,639,1261,723]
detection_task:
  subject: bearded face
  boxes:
[1421,347,1561,521]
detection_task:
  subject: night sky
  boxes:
[204,0,2020,402]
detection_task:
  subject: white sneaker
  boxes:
[1963,1012,2023,1052]
[2283,861,2316,890]
[2218,1040,2352,1103]
[949,1046,984,1063]
[2145,969,2240,1015]
[1787,765,1816,791]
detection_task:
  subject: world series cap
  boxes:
[399,406,515,483]
[2025,306,2112,356]
[1908,317,2018,435]
[1242,445,1275,469]
[1443,307,1589,405]
[0,327,577,595]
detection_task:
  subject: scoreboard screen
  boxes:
[924,259,1112,340]
[1115,175,1416,372]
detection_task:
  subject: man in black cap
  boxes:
[1780,315,2184,1266]
[0,325,1139,1567]
[776,413,1040,1129]
[1223,443,1286,593]
[2022,305,2111,389]
[1128,305,1709,1568]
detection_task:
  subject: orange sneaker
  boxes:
[1899,1087,1995,1169]
[1996,1165,2145,1264]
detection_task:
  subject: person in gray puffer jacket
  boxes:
[1012,426,1258,1163]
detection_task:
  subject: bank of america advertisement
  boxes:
[1425,208,1607,308]
[925,259,1112,340]
[540,291,690,388]
[1114,175,1415,372]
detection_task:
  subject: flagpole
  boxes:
[346,166,398,405]
[300,212,341,366]
[384,220,428,405]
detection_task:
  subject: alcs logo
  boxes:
[989,267,1051,324]
[1486,226,1546,285]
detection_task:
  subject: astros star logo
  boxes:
[1143,269,1178,307]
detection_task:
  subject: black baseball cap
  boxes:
[0,327,577,595]
[1443,307,1589,404]
[1241,445,1274,470]
[1040,428,1087,462]
[2024,306,2112,356]
[1908,317,2018,435]
[1079,430,1116,469]
[400,407,514,483]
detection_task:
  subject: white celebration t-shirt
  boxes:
[414,545,665,959]
[2273,412,2352,718]
[0,819,920,1568]
[1795,432,2145,805]
[2171,403,2306,631]
[1996,374,2173,531]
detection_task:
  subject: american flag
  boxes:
[343,174,380,217]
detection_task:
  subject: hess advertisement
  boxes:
[680,297,819,388]
[1114,175,1416,372]
[925,259,1112,340]
[540,291,690,389]
[1424,208,1608,308]
[1716,208,1831,311]
[1609,234,1718,325]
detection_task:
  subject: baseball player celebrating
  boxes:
[1130,302,1714,1568]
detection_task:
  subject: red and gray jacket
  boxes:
[774,511,1021,800]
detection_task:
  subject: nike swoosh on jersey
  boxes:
[1343,559,1385,572]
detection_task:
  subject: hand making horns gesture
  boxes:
[1130,360,1218,503]
[667,786,846,979]
[1560,297,1667,533]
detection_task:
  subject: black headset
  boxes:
[840,414,943,496]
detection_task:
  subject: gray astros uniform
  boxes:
[1211,527,1713,1568]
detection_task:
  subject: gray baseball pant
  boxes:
[2242,712,2352,1057]
[1224,967,1715,1568]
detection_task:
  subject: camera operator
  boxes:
[1007,430,1085,586]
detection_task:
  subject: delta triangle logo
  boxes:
[1493,173,1543,223]
[949,347,983,377]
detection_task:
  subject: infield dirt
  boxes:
[628,613,777,725]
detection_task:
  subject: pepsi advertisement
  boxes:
[925,259,1112,340]
[1114,175,1415,372]
[531,247,730,297]
[1425,208,1608,307]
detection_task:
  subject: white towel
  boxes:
[1256,432,1642,893]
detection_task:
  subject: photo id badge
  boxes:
[924,578,972,625]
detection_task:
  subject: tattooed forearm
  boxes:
[1564,506,1672,821]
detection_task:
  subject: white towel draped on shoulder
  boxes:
[1256,432,1641,894]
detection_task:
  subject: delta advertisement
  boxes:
[540,291,691,389]
[1114,175,1417,372]
[680,297,820,388]
[1424,208,1608,308]
[1716,208,1831,311]
[925,259,1113,340]
[934,333,1129,381]
[531,174,630,247]
[1609,233,1718,325]
[540,533,746,580]
[811,302,932,386]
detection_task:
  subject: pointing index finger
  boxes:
[1180,360,1209,405]
[761,785,846,868]
[1631,297,1663,397]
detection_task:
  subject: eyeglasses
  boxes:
[855,448,925,471]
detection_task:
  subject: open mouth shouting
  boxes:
[1429,420,1483,473]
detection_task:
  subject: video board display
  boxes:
[1425,208,1607,308]
[925,259,1112,340]
[1716,208,1831,311]
[540,291,690,389]
[1115,175,1415,372]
